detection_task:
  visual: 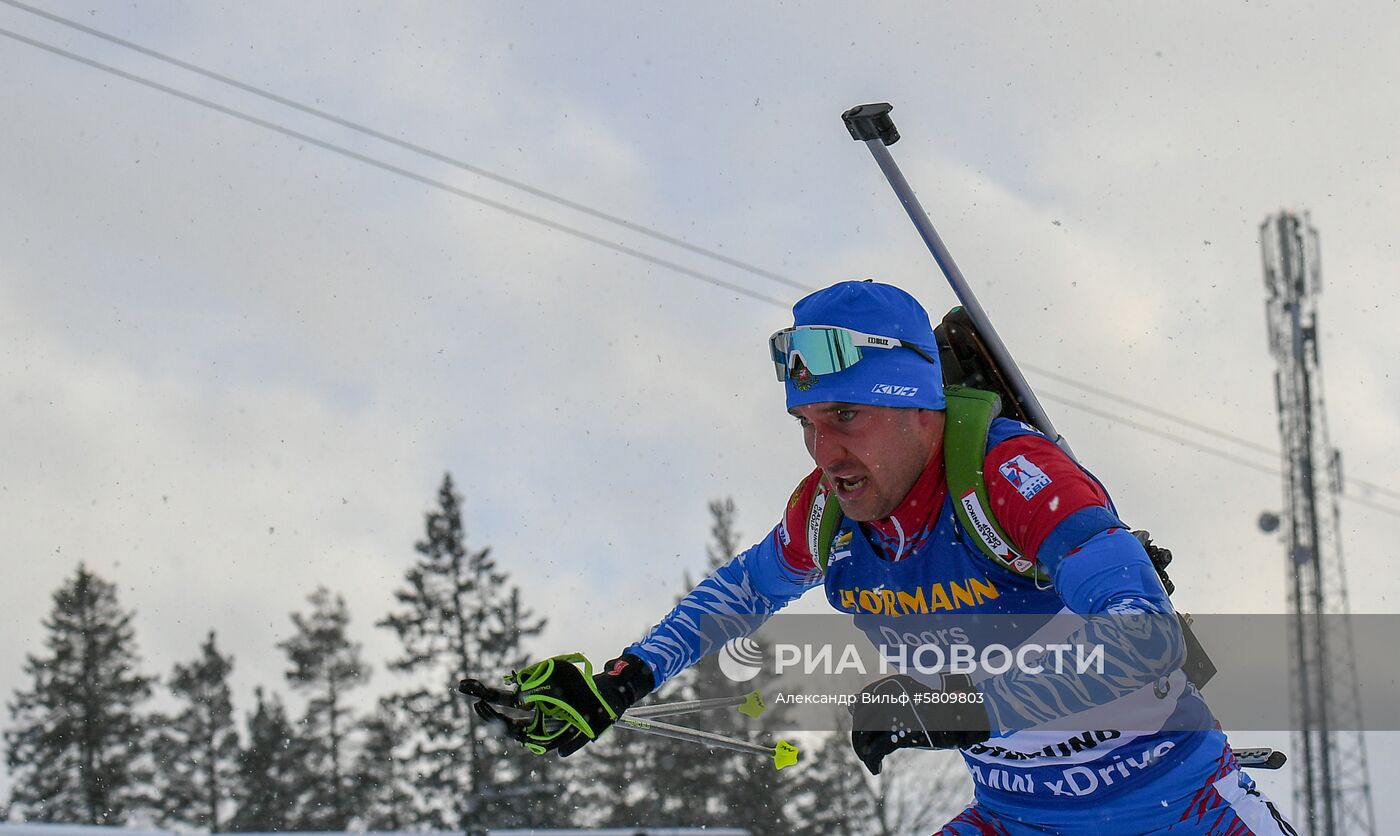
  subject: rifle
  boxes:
[841,102,1217,689]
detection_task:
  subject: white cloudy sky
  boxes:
[2,0,1398,824]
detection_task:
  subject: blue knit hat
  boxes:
[783,280,945,411]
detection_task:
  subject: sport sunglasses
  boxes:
[768,325,937,382]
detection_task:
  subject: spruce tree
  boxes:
[685,498,796,833]
[151,631,241,831]
[228,688,299,832]
[4,565,155,824]
[377,474,554,832]
[350,697,420,830]
[582,498,797,832]
[277,587,368,830]
[869,748,969,834]
[565,716,694,828]
[786,728,878,835]
[475,586,561,829]
[786,723,970,834]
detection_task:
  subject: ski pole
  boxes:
[841,102,1071,458]
[627,703,1278,772]
[614,714,800,770]
[624,690,765,720]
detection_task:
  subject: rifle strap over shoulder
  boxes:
[944,386,1048,582]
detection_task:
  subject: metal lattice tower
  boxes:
[1259,211,1375,835]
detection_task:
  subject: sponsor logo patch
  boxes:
[829,530,853,566]
[871,384,919,397]
[999,454,1052,500]
[806,491,828,560]
[959,490,1014,559]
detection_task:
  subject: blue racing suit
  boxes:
[623,418,1295,835]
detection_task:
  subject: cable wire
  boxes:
[0,0,815,294]
[4,21,1399,521]
[9,3,1397,500]
[1025,364,1278,457]
[1043,393,1400,519]
[1037,392,1280,478]
[1029,365,1400,505]
[0,25,790,308]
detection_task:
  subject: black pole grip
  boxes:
[842,103,899,146]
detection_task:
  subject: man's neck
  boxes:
[863,450,946,562]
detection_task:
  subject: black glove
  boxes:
[849,672,991,775]
[460,652,654,757]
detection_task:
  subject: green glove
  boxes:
[460,652,654,756]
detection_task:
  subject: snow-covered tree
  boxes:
[350,696,420,830]
[787,720,969,835]
[278,586,369,830]
[672,498,797,832]
[786,727,878,835]
[228,688,299,832]
[377,474,555,832]
[579,499,799,832]
[4,565,154,824]
[151,631,241,830]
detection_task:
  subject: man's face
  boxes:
[789,402,945,521]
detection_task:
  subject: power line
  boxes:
[1024,364,1278,458]
[0,25,790,308]
[4,21,1399,521]
[1038,392,1280,478]
[1343,493,1400,520]
[0,0,815,295]
[1030,367,1400,505]
[1042,392,1400,519]
[1346,475,1400,504]
[8,2,1396,500]
[1029,365,1400,506]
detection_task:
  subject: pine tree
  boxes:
[350,697,420,831]
[228,688,300,832]
[277,587,369,830]
[786,721,970,835]
[875,748,970,834]
[581,498,798,832]
[151,631,241,831]
[678,498,798,834]
[4,565,155,824]
[377,474,555,833]
[478,586,563,829]
[706,497,743,568]
[564,715,698,828]
[786,728,878,835]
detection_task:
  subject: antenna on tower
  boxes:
[1259,210,1375,834]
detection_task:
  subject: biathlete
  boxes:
[466,280,1296,835]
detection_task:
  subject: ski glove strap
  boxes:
[849,672,991,775]
[461,652,654,757]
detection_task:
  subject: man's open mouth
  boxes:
[834,475,867,495]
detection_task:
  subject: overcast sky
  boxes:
[2,0,1398,824]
